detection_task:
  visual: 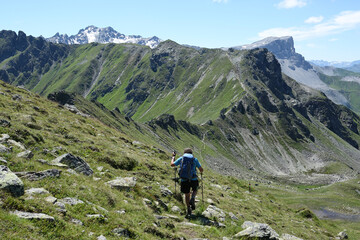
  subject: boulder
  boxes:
[58,197,84,206]
[50,153,93,176]
[45,196,57,204]
[8,140,26,150]
[11,210,54,221]
[97,235,107,240]
[17,150,34,159]
[17,169,61,181]
[112,227,130,237]
[71,218,83,225]
[171,205,181,213]
[0,157,7,165]
[0,143,11,153]
[202,205,226,222]
[337,230,348,239]
[0,165,24,197]
[234,221,279,239]
[0,119,11,127]
[106,177,136,191]
[160,185,173,197]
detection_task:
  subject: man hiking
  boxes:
[171,148,203,217]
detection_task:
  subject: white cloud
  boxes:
[305,16,324,24]
[212,0,228,3]
[329,38,338,42]
[277,0,307,9]
[258,10,360,40]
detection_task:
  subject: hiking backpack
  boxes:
[179,156,196,181]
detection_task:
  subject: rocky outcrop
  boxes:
[47,91,75,105]
[234,221,279,239]
[11,210,55,221]
[15,169,61,181]
[0,165,24,197]
[202,205,226,222]
[106,177,137,191]
[50,153,93,176]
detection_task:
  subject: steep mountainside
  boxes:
[1,30,360,184]
[46,26,162,48]
[233,36,352,108]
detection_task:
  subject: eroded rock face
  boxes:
[51,153,93,176]
[0,165,24,197]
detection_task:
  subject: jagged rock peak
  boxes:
[46,26,162,48]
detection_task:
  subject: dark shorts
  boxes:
[180,180,199,194]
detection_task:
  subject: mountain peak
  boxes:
[47,26,162,48]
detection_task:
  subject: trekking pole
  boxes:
[174,167,177,194]
[201,172,204,206]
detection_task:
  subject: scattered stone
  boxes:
[0,134,10,143]
[112,227,130,237]
[17,150,34,159]
[93,177,101,181]
[97,235,107,240]
[19,169,61,181]
[7,140,26,150]
[143,198,152,207]
[171,205,182,213]
[106,177,137,191]
[12,94,22,101]
[234,221,279,239]
[179,222,205,228]
[337,230,348,239]
[59,197,84,206]
[206,198,215,205]
[0,119,11,127]
[0,157,7,165]
[160,185,173,197]
[50,153,93,176]
[86,214,106,220]
[229,212,239,221]
[54,202,67,213]
[0,165,24,197]
[202,205,226,222]
[71,218,83,226]
[64,104,90,117]
[45,196,57,204]
[11,210,54,221]
[115,209,126,215]
[154,215,169,220]
[37,159,50,165]
[66,169,78,175]
[0,144,11,153]
[25,188,49,195]
[280,233,303,240]
[164,214,181,221]
[97,166,104,171]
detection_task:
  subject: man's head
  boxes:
[184,148,193,154]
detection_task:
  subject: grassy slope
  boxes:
[1,81,359,239]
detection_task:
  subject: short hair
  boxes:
[184,148,193,154]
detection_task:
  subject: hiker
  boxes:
[171,148,203,217]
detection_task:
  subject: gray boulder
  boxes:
[8,140,26,150]
[0,157,7,165]
[160,185,173,197]
[58,197,84,206]
[0,165,24,197]
[50,153,93,176]
[0,134,10,143]
[25,188,49,195]
[11,210,54,221]
[234,221,279,239]
[202,205,226,222]
[112,227,130,237]
[22,169,61,181]
[106,177,136,190]
[17,150,34,159]
[337,230,348,239]
[0,119,11,127]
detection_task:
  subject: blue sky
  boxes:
[1,0,359,61]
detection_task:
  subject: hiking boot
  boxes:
[190,198,195,210]
[186,206,192,217]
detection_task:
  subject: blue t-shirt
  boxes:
[174,153,201,181]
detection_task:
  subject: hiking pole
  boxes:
[174,167,177,194]
[201,172,204,206]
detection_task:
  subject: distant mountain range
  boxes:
[46,25,162,48]
[310,59,360,69]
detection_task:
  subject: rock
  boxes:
[0,165,24,197]
[66,169,78,175]
[45,196,57,204]
[0,157,7,165]
[280,233,303,240]
[112,227,130,237]
[206,198,215,205]
[115,209,126,215]
[160,185,173,197]
[11,210,54,221]
[0,119,11,127]
[17,150,34,159]
[71,218,83,225]
[0,143,11,153]
[50,153,93,176]
[143,198,152,206]
[106,177,137,190]
[171,205,182,213]
[59,197,84,206]
[86,214,106,220]
[25,188,49,195]
[0,134,10,143]
[7,140,26,150]
[337,230,348,239]
[234,221,279,239]
[202,205,226,222]
[229,212,239,221]
[97,235,106,240]
[20,169,61,181]
[54,202,67,213]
